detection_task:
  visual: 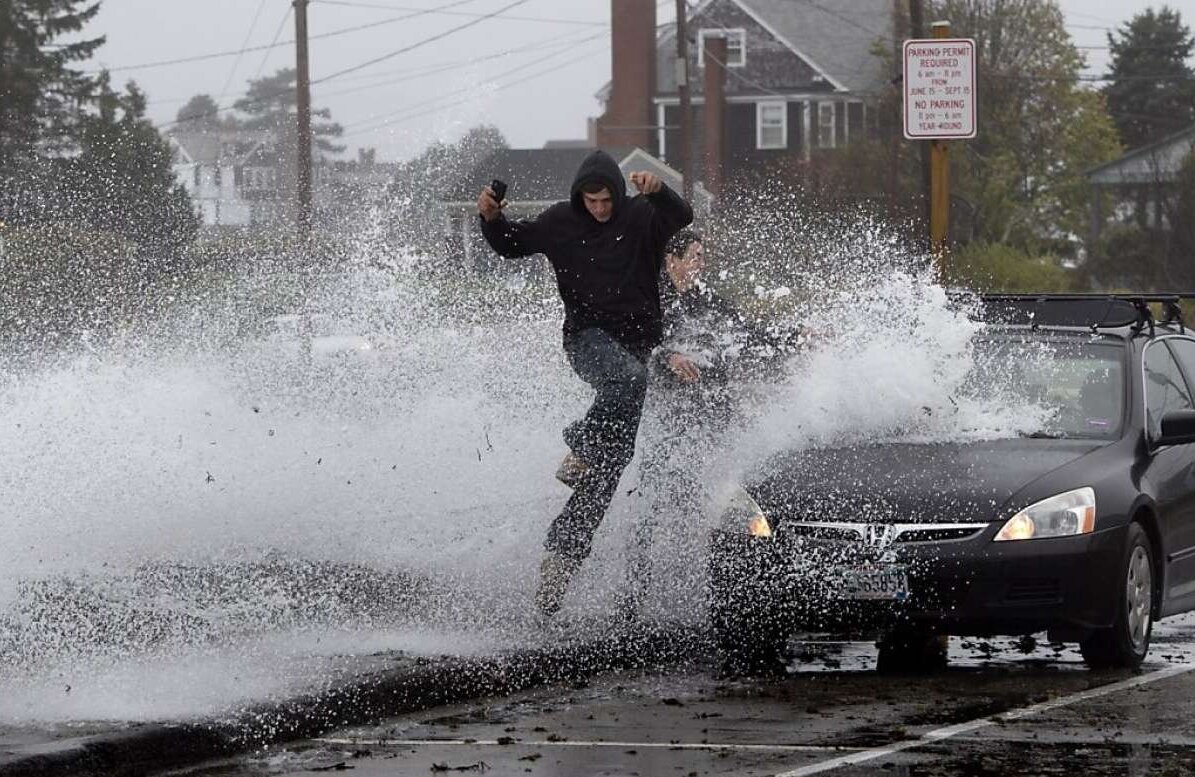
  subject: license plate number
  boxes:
[833,566,910,601]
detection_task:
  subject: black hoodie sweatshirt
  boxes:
[479,150,693,354]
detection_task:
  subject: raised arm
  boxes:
[646,183,694,243]
[627,172,694,254]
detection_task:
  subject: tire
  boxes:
[1080,522,1154,670]
[875,627,949,674]
[707,534,787,675]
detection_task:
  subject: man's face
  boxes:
[668,240,705,290]
[582,188,614,223]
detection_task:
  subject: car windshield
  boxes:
[967,335,1125,440]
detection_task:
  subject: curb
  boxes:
[0,624,704,777]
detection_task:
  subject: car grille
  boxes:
[780,522,986,546]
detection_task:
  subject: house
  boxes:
[594,0,894,195]
[440,146,712,271]
[171,132,397,232]
[1086,124,1195,245]
[169,129,290,229]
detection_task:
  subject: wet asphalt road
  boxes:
[165,615,1195,777]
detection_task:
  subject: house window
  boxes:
[818,101,836,149]
[757,101,787,150]
[697,28,746,68]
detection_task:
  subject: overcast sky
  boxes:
[85,0,1195,162]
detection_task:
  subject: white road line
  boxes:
[775,661,1195,777]
[313,737,859,753]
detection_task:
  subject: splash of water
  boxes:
[0,197,1043,722]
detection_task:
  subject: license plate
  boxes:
[832,565,910,601]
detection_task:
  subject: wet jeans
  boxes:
[546,327,649,564]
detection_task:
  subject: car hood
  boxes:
[750,437,1106,525]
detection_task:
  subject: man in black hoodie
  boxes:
[477,149,693,618]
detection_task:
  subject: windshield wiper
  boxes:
[1021,430,1065,439]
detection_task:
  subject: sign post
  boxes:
[903,22,975,255]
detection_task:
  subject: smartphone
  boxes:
[490,179,508,203]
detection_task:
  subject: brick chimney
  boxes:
[595,0,657,149]
[703,35,727,199]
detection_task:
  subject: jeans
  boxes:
[545,327,648,564]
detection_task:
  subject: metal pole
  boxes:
[294,0,313,242]
[675,0,693,201]
[929,20,951,254]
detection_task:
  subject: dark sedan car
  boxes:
[709,294,1195,672]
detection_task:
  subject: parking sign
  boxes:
[903,38,977,139]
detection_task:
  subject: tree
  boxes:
[1105,7,1195,150]
[233,68,344,158]
[388,125,508,253]
[0,0,104,207]
[929,0,1122,251]
[61,76,198,256]
[175,94,238,132]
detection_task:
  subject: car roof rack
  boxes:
[980,293,1195,335]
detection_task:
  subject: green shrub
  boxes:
[943,241,1074,293]
[0,222,144,340]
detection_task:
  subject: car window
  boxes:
[1144,341,1194,438]
[1163,337,1195,394]
[967,337,1125,439]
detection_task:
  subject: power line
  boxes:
[311,0,533,85]
[89,0,487,74]
[339,31,606,135]
[218,0,270,101]
[151,32,601,108]
[341,38,609,138]
[248,4,293,87]
[159,19,594,132]
[314,0,605,27]
[312,29,601,102]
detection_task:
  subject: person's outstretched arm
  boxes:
[476,184,551,258]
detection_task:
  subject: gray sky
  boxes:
[85,0,1195,162]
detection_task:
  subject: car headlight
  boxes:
[719,485,772,538]
[994,487,1096,542]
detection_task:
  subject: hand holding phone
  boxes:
[490,179,508,205]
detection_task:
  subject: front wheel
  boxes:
[1081,522,1154,670]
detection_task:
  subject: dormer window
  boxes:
[697,28,746,67]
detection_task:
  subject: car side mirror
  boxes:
[1157,409,1195,446]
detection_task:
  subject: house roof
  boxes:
[1087,124,1195,185]
[169,129,271,166]
[631,0,891,99]
[736,0,892,94]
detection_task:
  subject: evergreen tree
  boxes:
[0,0,104,176]
[62,76,198,256]
[1105,7,1195,149]
[233,68,344,158]
[175,93,238,132]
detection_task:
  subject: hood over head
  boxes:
[570,149,627,216]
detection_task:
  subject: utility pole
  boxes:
[929,20,951,255]
[675,0,693,201]
[888,0,905,214]
[909,0,930,244]
[294,0,313,242]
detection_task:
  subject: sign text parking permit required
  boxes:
[903,37,977,139]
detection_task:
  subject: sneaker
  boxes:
[555,450,591,489]
[534,553,580,618]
